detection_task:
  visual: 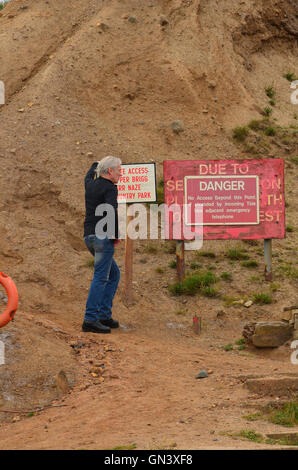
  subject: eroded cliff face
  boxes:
[232,0,298,63]
[0,0,296,312]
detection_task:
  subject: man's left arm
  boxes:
[84,162,98,187]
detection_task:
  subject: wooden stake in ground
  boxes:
[193,315,201,335]
[176,240,185,282]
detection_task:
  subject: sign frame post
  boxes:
[176,240,185,282]
[264,238,273,281]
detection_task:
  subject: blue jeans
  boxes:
[84,235,120,323]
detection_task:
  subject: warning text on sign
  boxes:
[185,175,259,225]
[117,163,156,203]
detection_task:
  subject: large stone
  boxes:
[245,376,298,396]
[266,433,298,446]
[55,370,71,394]
[292,330,298,341]
[0,391,4,408]
[252,321,293,348]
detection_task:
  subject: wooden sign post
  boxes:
[176,240,185,282]
[264,238,273,281]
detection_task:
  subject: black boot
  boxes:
[100,318,119,329]
[82,320,111,333]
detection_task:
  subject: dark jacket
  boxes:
[84,162,119,238]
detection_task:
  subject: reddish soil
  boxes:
[0,0,297,449]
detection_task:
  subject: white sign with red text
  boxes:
[117,163,157,203]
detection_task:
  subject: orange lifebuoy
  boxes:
[0,272,18,328]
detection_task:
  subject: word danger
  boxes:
[199,180,244,191]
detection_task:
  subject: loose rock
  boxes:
[171,120,184,134]
[196,370,208,379]
[160,16,168,26]
[55,370,71,394]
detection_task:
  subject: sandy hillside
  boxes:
[0,0,297,449]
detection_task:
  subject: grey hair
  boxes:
[95,156,122,178]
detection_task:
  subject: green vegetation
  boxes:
[0,2,8,11]
[226,427,298,446]
[235,338,246,350]
[207,264,216,271]
[235,338,245,346]
[284,72,298,82]
[168,260,177,269]
[220,272,233,281]
[223,295,241,306]
[241,260,259,268]
[286,224,294,233]
[277,262,298,280]
[155,266,164,274]
[162,241,176,254]
[223,339,246,351]
[237,430,264,443]
[270,402,298,427]
[243,402,298,428]
[269,99,275,106]
[144,243,158,254]
[233,108,297,157]
[226,248,249,261]
[112,444,137,450]
[242,239,259,247]
[265,86,275,99]
[243,412,263,422]
[248,120,262,131]
[263,106,273,117]
[264,126,276,136]
[175,309,187,316]
[85,258,94,268]
[233,126,249,142]
[190,262,202,270]
[156,179,164,204]
[196,250,216,259]
[168,271,217,296]
[270,282,280,292]
[253,292,272,305]
[201,286,219,297]
[266,435,298,446]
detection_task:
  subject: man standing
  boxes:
[82,156,122,334]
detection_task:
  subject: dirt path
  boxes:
[0,315,297,450]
